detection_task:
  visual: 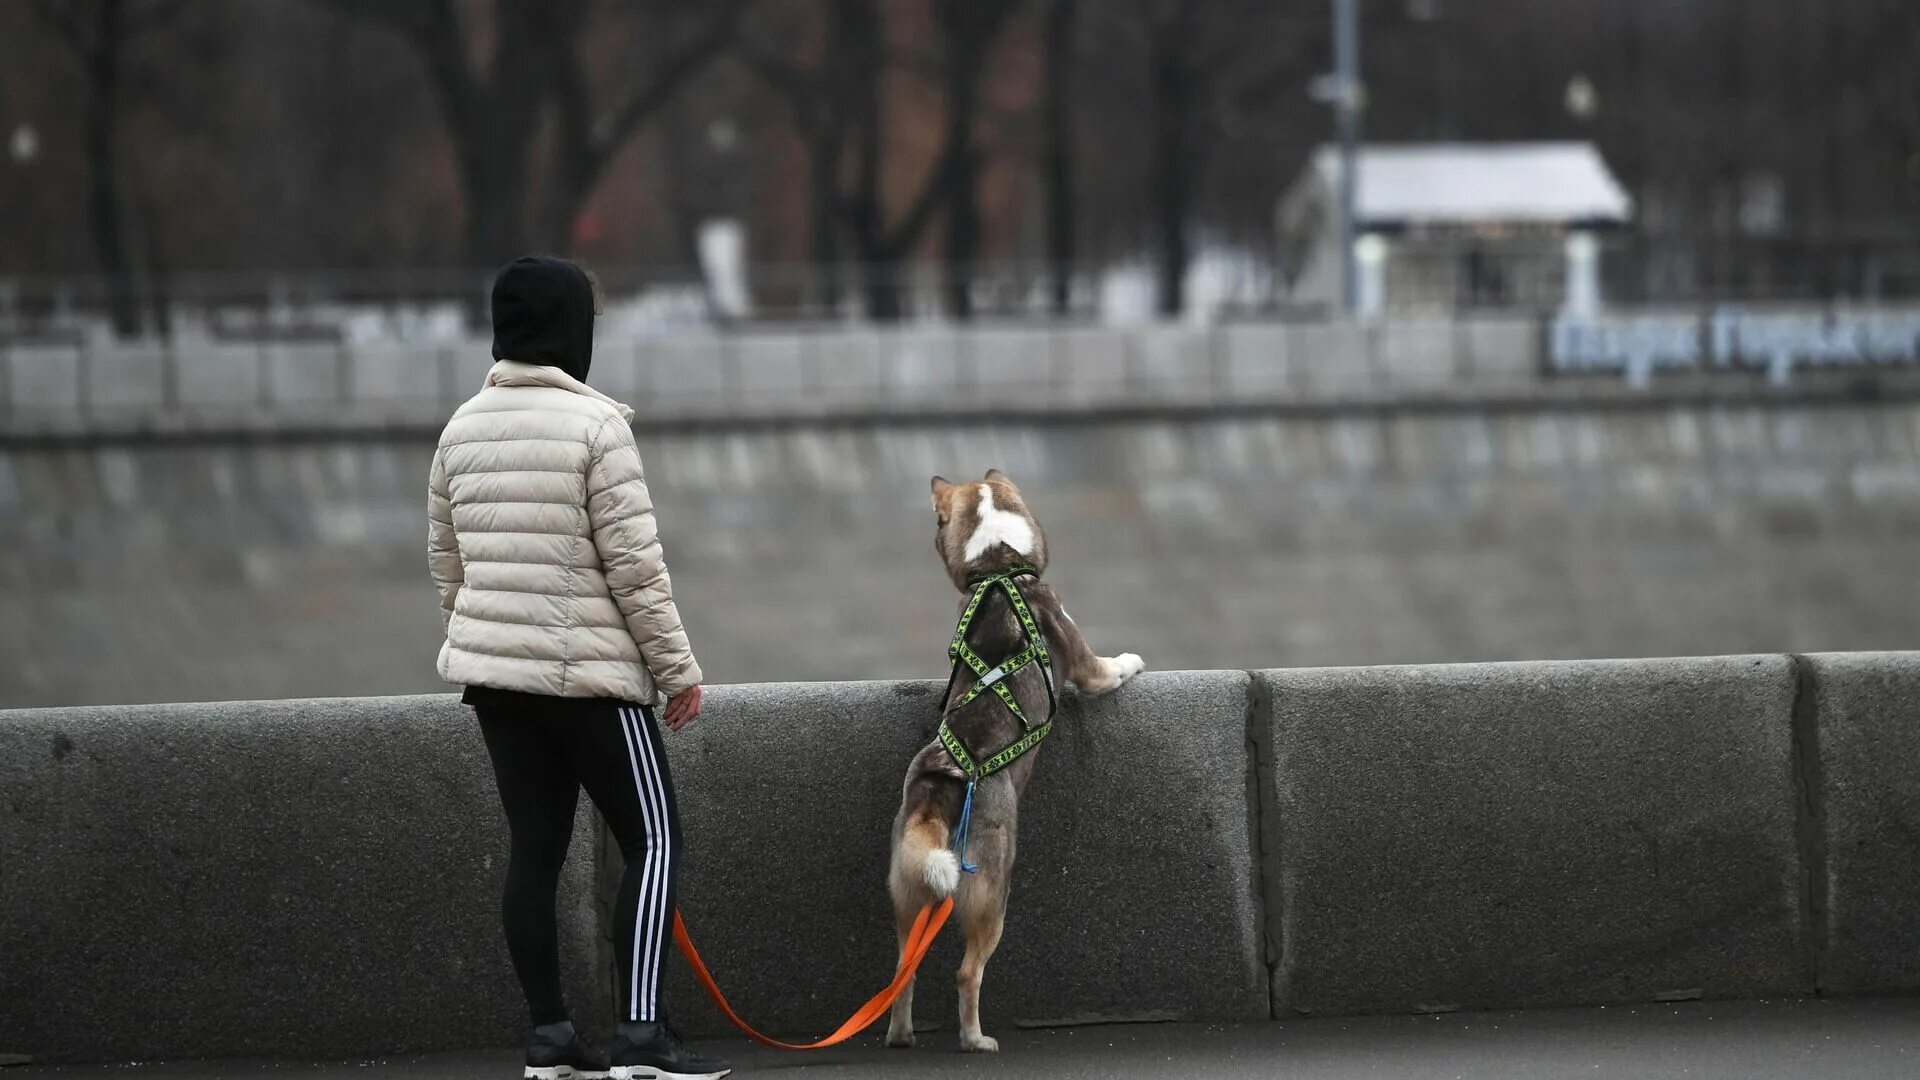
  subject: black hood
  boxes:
[490,256,597,382]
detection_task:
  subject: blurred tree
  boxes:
[1143,1,1200,318]
[29,0,185,336]
[1088,0,1306,317]
[321,0,747,272]
[8,0,1920,313]
[825,1,937,320]
[737,0,864,312]
[933,0,1022,319]
[743,0,1018,320]
[1041,0,1076,315]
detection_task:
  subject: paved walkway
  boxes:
[6,998,1919,1079]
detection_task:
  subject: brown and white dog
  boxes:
[885,470,1145,1052]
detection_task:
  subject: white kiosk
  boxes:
[1277,142,1633,317]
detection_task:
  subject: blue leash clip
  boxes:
[952,780,980,874]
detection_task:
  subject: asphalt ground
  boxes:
[7,997,1919,1080]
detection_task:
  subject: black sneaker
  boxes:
[607,1022,732,1080]
[524,1030,610,1080]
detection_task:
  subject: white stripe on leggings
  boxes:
[620,708,660,1022]
[630,707,674,1022]
[615,710,646,1019]
[617,707,665,1022]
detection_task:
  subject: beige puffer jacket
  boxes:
[428,360,701,704]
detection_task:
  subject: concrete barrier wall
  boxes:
[1256,657,1809,1015]
[1803,652,1920,995]
[0,697,603,1062]
[656,674,1266,1041]
[2,655,1916,1063]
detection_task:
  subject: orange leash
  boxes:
[672,897,953,1051]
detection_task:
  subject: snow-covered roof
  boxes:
[1308,142,1633,226]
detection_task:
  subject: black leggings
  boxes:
[476,701,681,1027]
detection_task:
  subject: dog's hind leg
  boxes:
[885,896,923,1048]
[955,864,1009,1052]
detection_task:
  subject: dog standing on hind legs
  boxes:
[886,471,1145,1052]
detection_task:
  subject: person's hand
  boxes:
[662,684,702,732]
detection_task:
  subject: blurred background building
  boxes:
[1276,141,1634,315]
[2,0,1917,707]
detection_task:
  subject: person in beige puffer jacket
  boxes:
[430,256,730,1080]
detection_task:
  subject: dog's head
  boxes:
[931,469,1048,590]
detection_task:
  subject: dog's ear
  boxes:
[931,475,954,513]
[984,468,1008,482]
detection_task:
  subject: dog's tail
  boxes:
[895,811,960,899]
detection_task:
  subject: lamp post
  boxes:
[1310,0,1365,316]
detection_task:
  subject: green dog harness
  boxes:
[937,565,1059,875]
[936,566,1057,782]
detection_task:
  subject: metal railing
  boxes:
[9,235,1920,346]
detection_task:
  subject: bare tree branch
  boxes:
[736,36,822,131]
[877,152,953,260]
[124,0,190,37]
[29,0,95,58]
[1211,26,1318,124]
[585,0,750,174]
[325,0,479,164]
[1079,0,1151,53]
[318,0,445,41]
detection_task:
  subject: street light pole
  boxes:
[1333,0,1362,317]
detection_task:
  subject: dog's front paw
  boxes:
[886,1025,916,1049]
[1098,652,1145,692]
[959,1032,1000,1053]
